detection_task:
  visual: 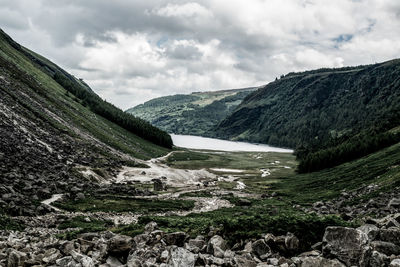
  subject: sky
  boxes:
[0,0,399,110]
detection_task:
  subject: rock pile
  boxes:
[308,184,400,219]
[2,215,400,266]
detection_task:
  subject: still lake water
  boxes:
[171,134,293,153]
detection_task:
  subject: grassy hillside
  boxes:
[0,29,170,216]
[216,60,400,150]
[0,29,170,157]
[126,87,257,136]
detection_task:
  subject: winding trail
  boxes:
[115,151,217,187]
[37,151,254,226]
[41,194,64,211]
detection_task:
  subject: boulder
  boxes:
[369,251,389,267]
[163,232,187,247]
[299,250,321,257]
[188,238,206,250]
[42,248,62,264]
[59,241,76,255]
[106,256,123,266]
[144,221,158,233]
[78,238,95,254]
[207,235,228,258]
[273,235,287,254]
[379,229,400,246]
[251,239,271,258]
[126,255,142,267]
[108,235,134,256]
[390,259,400,267]
[152,178,167,191]
[299,256,346,267]
[70,250,95,267]
[160,250,169,263]
[168,246,197,267]
[7,250,27,267]
[133,233,150,247]
[285,232,299,253]
[388,198,400,209]
[357,224,379,240]
[55,256,77,266]
[185,238,206,253]
[322,226,370,267]
[371,241,400,256]
[233,255,257,267]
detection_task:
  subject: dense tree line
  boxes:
[53,72,172,148]
[297,131,400,173]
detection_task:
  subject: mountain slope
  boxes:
[126,87,257,136]
[0,29,170,216]
[215,60,400,149]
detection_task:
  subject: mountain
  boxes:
[0,29,171,216]
[215,60,400,149]
[126,87,258,136]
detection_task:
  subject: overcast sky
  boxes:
[1,0,399,109]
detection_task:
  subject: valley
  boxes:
[1,26,400,267]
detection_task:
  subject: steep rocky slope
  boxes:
[0,29,170,216]
[126,87,257,136]
[215,60,400,148]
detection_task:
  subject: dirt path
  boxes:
[115,151,218,187]
[41,194,64,211]
[36,152,245,227]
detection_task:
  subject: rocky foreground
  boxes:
[2,213,400,267]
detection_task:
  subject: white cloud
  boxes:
[0,0,399,109]
[152,2,213,18]
[295,49,344,69]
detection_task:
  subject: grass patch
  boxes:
[112,223,145,237]
[58,216,113,230]
[0,214,24,231]
[167,151,295,171]
[167,151,210,162]
[57,216,113,240]
[273,142,400,205]
[54,196,195,213]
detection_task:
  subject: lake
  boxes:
[171,134,293,153]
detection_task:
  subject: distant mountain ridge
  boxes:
[126,87,258,136]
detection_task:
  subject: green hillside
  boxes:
[0,29,170,215]
[126,87,257,136]
[215,60,400,149]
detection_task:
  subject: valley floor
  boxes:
[2,144,400,266]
